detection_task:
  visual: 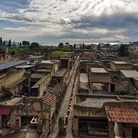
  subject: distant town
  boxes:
[0,36,138,138]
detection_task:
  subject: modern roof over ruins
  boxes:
[0,61,27,70]
[121,70,138,78]
[90,67,107,73]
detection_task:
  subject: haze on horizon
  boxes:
[0,0,138,45]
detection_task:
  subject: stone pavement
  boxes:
[48,57,79,138]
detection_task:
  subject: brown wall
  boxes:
[0,54,19,64]
[74,105,106,118]
[91,73,111,83]
[0,69,25,90]
[38,74,51,97]
[110,62,132,71]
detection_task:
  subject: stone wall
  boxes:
[0,69,25,91]
[110,62,132,71]
[74,105,106,118]
[38,74,51,97]
[0,54,19,64]
[91,73,111,83]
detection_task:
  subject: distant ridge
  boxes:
[105,40,122,43]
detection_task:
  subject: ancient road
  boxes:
[48,56,79,138]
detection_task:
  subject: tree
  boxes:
[42,48,49,59]
[119,44,129,57]
[19,42,22,47]
[51,51,66,59]
[22,41,30,46]
[3,41,6,46]
[8,39,11,47]
[58,43,64,48]
[13,41,16,46]
[0,37,2,46]
[29,42,39,51]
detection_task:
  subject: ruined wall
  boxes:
[91,73,111,83]
[0,54,19,64]
[74,105,106,118]
[124,123,138,138]
[0,69,25,90]
[38,74,51,97]
[115,80,130,94]
[10,110,20,130]
[110,62,132,71]
[38,63,53,69]
[132,78,138,90]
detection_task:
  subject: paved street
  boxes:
[3,131,40,138]
[48,56,79,138]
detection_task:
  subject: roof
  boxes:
[112,61,128,64]
[53,68,67,77]
[90,67,107,73]
[0,97,22,106]
[29,55,43,59]
[15,65,35,69]
[40,60,54,64]
[0,61,27,70]
[43,93,56,107]
[105,104,138,123]
[80,73,88,83]
[0,107,12,115]
[76,96,118,108]
[31,73,45,79]
[121,70,138,78]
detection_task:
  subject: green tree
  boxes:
[119,44,129,57]
[22,41,30,46]
[58,43,64,48]
[29,42,39,51]
[8,39,11,47]
[51,51,66,59]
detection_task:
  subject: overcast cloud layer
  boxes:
[0,0,138,45]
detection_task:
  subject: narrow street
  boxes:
[48,56,79,138]
[4,131,40,138]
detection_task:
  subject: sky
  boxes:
[0,0,138,45]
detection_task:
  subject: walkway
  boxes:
[48,57,79,138]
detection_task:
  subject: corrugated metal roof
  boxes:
[105,105,138,123]
[0,61,27,70]
[121,70,138,78]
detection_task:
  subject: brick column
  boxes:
[73,117,79,136]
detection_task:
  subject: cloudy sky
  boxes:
[0,0,138,45]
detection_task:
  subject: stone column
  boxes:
[73,117,79,136]
[114,122,124,138]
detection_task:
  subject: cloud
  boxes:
[4,26,32,31]
[71,13,138,30]
[1,0,138,45]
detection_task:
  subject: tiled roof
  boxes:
[43,92,56,107]
[105,104,138,123]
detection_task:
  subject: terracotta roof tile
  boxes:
[105,105,138,123]
[43,92,56,107]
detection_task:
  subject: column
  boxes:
[73,117,79,136]
[114,122,124,138]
